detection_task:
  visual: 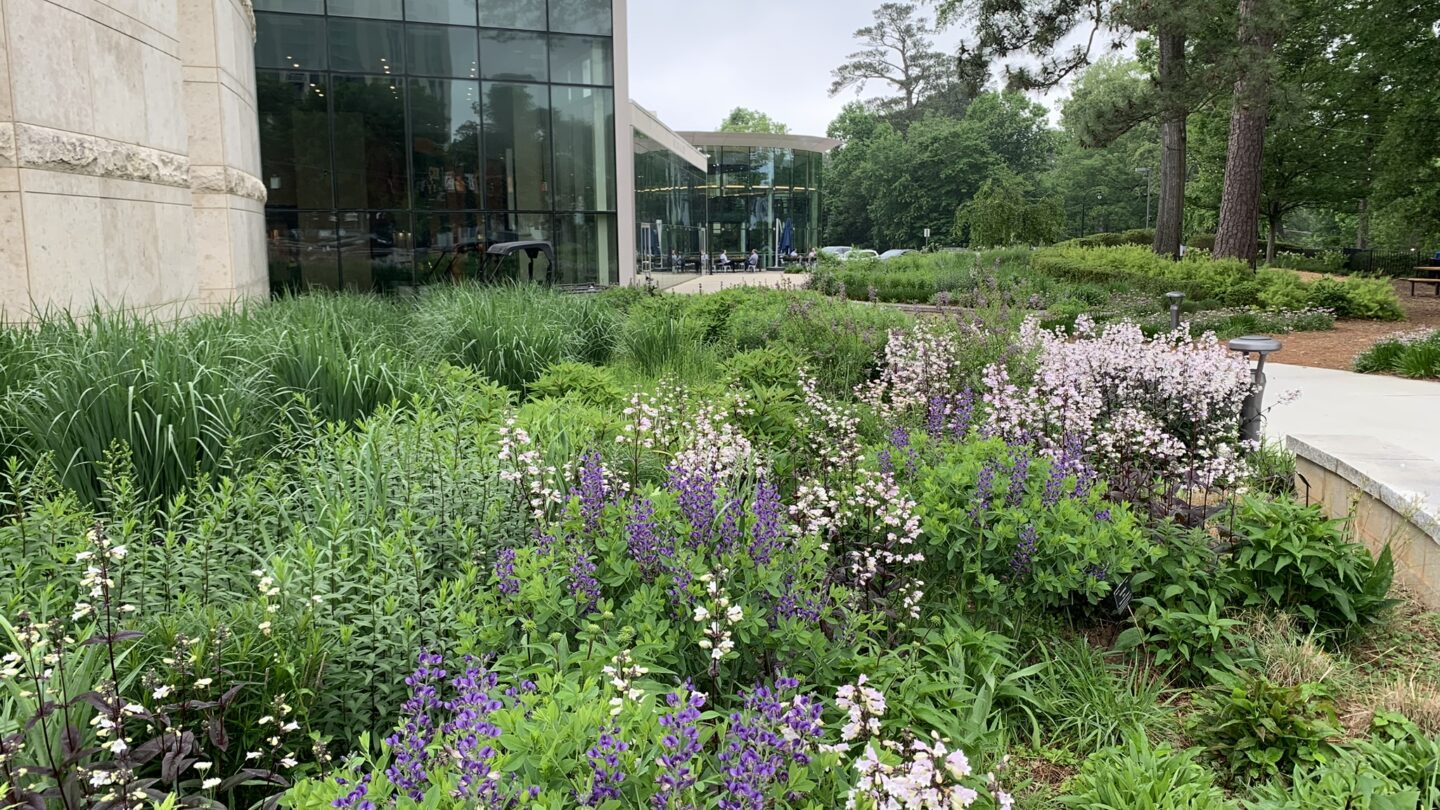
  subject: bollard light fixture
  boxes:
[1227,335,1283,446]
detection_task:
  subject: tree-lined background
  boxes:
[724,0,1439,259]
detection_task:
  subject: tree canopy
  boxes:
[717,108,790,134]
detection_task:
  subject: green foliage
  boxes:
[1032,245,1404,319]
[1030,637,1173,754]
[1188,675,1342,784]
[717,106,789,134]
[956,171,1063,247]
[1057,735,1236,810]
[1356,330,1440,380]
[916,438,1152,616]
[1229,495,1399,630]
[529,362,624,408]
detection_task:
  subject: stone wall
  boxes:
[0,0,266,322]
[1289,435,1440,610]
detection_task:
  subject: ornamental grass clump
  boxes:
[983,316,1255,498]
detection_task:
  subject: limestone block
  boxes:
[183,79,224,166]
[0,192,29,321]
[154,200,198,302]
[220,85,256,172]
[0,1,12,119]
[0,124,15,168]
[6,0,94,133]
[88,20,149,144]
[21,190,106,313]
[144,44,190,154]
[101,197,163,307]
[178,0,218,69]
[229,203,267,292]
[191,205,233,290]
[16,125,99,175]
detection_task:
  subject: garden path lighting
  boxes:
[1227,335,1282,446]
[1165,291,1185,330]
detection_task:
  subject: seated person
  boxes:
[806,248,817,267]
[717,250,731,270]
[747,249,760,269]
[668,249,681,269]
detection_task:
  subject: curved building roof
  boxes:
[676,131,843,154]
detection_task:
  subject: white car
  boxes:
[879,249,916,261]
[819,246,853,259]
[843,249,880,262]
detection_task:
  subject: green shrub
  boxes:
[529,362,623,407]
[1229,495,1398,630]
[1356,330,1440,379]
[722,346,805,391]
[1188,675,1342,784]
[1057,735,1236,809]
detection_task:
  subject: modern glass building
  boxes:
[677,132,840,265]
[631,104,708,284]
[254,0,623,291]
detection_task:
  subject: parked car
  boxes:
[879,249,916,261]
[819,246,853,259]
[843,249,881,262]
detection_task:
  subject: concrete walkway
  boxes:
[663,271,809,295]
[1263,363,1440,465]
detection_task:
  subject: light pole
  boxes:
[1136,167,1153,230]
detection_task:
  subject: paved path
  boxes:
[1263,363,1440,464]
[663,271,809,295]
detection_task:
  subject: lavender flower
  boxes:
[970,461,999,521]
[1010,524,1038,578]
[1084,565,1109,582]
[653,685,705,810]
[717,498,743,554]
[332,771,374,810]
[717,678,825,810]
[577,726,629,806]
[1095,508,1112,523]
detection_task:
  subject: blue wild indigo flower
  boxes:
[494,547,519,597]
[668,465,717,550]
[1010,524,1039,577]
[653,684,705,809]
[970,460,1000,521]
[578,450,610,534]
[717,497,743,554]
[567,539,603,614]
[384,651,447,800]
[1006,451,1032,507]
[717,678,825,810]
[626,497,668,579]
[332,771,373,810]
[577,726,629,807]
[748,475,785,567]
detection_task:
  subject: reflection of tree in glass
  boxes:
[331,76,408,209]
[257,73,331,210]
[409,79,480,209]
[482,83,550,211]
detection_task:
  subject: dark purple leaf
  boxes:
[217,683,244,710]
[71,691,117,714]
[208,719,229,752]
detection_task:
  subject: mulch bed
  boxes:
[1269,279,1440,371]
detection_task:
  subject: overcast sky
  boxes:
[628,0,973,136]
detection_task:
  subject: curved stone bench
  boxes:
[1288,435,1440,609]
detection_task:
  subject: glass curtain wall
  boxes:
[695,144,824,266]
[256,0,617,292]
[633,130,706,286]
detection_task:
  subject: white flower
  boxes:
[279,756,297,769]
[281,721,299,732]
[194,762,212,772]
[246,751,261,761]
[107,738,128,755]
[152,685,173,700]
[202,778,222,790]
[725,605,744,624]
[692,605,710,622]
[194,677,213,688]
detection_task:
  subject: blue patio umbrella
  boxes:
[779,219,794,256]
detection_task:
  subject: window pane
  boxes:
[332,76,408,209]
[258,71,332,210]
[410,78,481,209]
[403,0,475,26]
[328,18,404,74]
[338,211,412,291]
[414,211,483,283]
[267,211,339,292]
[327,0,401,19]
[555,212,617,285]
[548,0,612,35]
[406,24,478,78]
[478,0,545,30]
[549,35,611,85]
[482,82,550,211]
[479,29,548,82]
[487,213,553,281]
[254,0,322,13]
[256,12,326,70]
[551,86,614,211]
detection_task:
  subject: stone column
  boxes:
[180,0,268,308]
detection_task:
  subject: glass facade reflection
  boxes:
[257,0,617,292]
[689,140,824,264]
[633,130,706,274]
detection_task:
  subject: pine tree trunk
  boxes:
[1265,208,1282,263]
[1356,197,1370,249]
[1213,0,1280,264]
[1152,29,1188,259]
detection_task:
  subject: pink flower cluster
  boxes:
[984,317,1255,489]
[859,322,959,418]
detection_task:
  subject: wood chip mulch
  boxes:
[1269,279,1440,371]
